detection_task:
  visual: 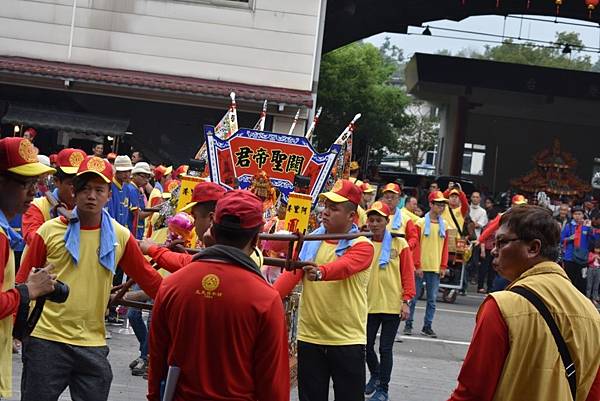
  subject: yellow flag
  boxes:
[284,193,312,234]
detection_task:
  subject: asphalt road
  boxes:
[9,293,485,401]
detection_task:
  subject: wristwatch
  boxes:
[315,268,323,281]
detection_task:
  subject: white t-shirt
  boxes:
[469,204,488,238]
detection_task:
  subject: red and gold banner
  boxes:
[204,126,342,205]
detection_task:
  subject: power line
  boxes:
[407,31,600,55]
[505,14,600,29]
[415,25,600,53]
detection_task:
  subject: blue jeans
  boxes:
[127,308,151,359]
[366,314,401,392]
[407,271,440,329]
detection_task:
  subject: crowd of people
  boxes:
[0,137,599,401]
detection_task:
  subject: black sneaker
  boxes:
[403,325,413,336]
[132,359,148,376]
[421,327,437,338]
[129,357,143,370]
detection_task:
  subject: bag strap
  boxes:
[448,206,465,237]
[510,286,577,401]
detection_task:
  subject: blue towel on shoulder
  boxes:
[378,229,393,268]
[299,224,360,262]
[0,209,24,250]
[424,212,446,238]
[391,207,403,230]
[64,207,118,273]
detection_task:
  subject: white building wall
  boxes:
[0,0,320,91]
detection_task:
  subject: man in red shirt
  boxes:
[139,181,227,270]
[147,190,289,401]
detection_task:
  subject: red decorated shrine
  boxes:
[511,139,590,198]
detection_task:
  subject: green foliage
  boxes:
[397,101,439,173]
[443,31,593,71]
[315,41,410,163]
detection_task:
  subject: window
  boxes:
[462,143,486,176]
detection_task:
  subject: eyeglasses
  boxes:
[493,237,521,249]
[6,175,38,190]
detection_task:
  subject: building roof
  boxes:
[0,56,313,108]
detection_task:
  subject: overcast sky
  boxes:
[366,14,600,62]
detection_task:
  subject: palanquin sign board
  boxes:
[204,126,342,205]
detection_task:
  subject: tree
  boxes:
[397,101,439,173]
[315,42,411,164]
[441,31,593,71]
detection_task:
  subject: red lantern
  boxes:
[586,0,600,17]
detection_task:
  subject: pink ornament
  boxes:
[167,212,195,247]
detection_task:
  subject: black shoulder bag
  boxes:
[510,286,577,401]
[448,207,466,237]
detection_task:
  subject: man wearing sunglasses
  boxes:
[448,205,600,401]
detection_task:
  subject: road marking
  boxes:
[415,306,476,316]
[400,336,471,346]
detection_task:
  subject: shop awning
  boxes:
[2,104,130,136]
[0,56,314,108]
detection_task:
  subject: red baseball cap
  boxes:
[382,183,401,194]
[214,190,265,229]
[429,190,448,203]
[154,165,173,181]
[511,194,528,205]
[181,182,227,212]
[0,137,55,176]
[76,156,114,183]
[56,148,86,174]
[173,165,189,179]
[359,182,375,194]
[320,179,362,206]
[367,201,391,217]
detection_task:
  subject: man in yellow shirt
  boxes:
[442,183,468,232]
[365,201,416,401]
[22,148,86,244]
[359,182,376,210]
[348,161,363,186]
[404,191,449,338]
[17,156,164,401]
[274,179,374,401]
[401,196,421,223]
[380,182,420,257]
[0,137,56,399]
